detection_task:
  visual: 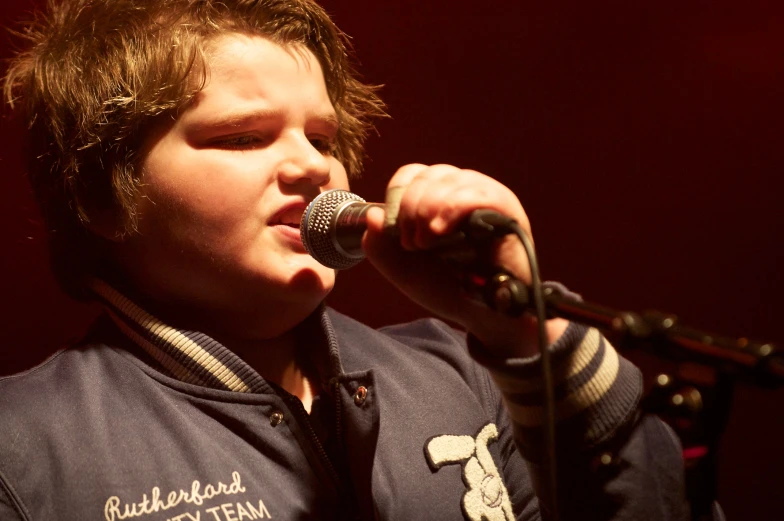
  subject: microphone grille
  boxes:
[300,189,367,270]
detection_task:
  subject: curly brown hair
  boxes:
[3,0,386,297]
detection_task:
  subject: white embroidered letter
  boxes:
[425,423,514,521]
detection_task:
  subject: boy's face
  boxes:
[115,34,348,334]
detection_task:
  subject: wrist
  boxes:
[472,315,570,359]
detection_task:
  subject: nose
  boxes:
[277,131,332,187]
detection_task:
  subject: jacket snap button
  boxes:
[269,411,284,426]
[353,386,368,406]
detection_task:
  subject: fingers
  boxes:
[393,164,453,249]
[386,164,530,251]
[365,205,386,233]
[363,163,542,344]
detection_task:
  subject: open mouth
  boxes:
[270,202,308,237]
[275,221,299,229]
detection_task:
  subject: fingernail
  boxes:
[384,186,404,229]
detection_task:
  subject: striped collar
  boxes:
[88,278,318,394]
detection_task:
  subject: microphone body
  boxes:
[299,189,378,269]
[300,189,515,270]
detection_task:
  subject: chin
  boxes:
[277,262,336,301]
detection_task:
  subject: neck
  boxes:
[103,274,320,412]
[219,329,317,413]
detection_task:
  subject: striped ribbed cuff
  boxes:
[469,322,642,461]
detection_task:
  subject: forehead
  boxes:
[181,34,335,121]
[206,33,318,76]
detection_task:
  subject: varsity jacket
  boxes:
[0,280,690,521]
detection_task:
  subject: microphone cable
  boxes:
[508,221,559,521]
[466,211,558,521]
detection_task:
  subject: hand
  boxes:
[363,164,568,358]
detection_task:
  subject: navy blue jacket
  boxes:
[0,283,690,520]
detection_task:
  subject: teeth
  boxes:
[273,204,306,227]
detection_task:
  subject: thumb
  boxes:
[365,205,387,235]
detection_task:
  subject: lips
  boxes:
[269,202,310,251]
[270,201,308,228]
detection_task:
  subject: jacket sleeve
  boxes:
[0,472,27,521]
[469,320,692,521]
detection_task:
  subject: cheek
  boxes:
[138,148,269,239]
[153,179,257,224]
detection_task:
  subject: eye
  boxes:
[214,135,266,150]
[309,136,337,155]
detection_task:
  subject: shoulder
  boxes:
[326,308,499,405]
[0,338,153,506]
[0,323,155,447]
[0,343,125,505]
[327,307,468,358]
[0,341,131,422]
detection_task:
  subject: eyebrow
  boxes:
[185,108,339,133]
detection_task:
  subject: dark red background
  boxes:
[2,1,782,518]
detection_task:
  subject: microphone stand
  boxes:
[478,273,782,521]
[435,211,780,520]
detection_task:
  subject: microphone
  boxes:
[299,189,517,270]
[299,189,377,269]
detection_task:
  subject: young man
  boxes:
[1,1,692,520]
